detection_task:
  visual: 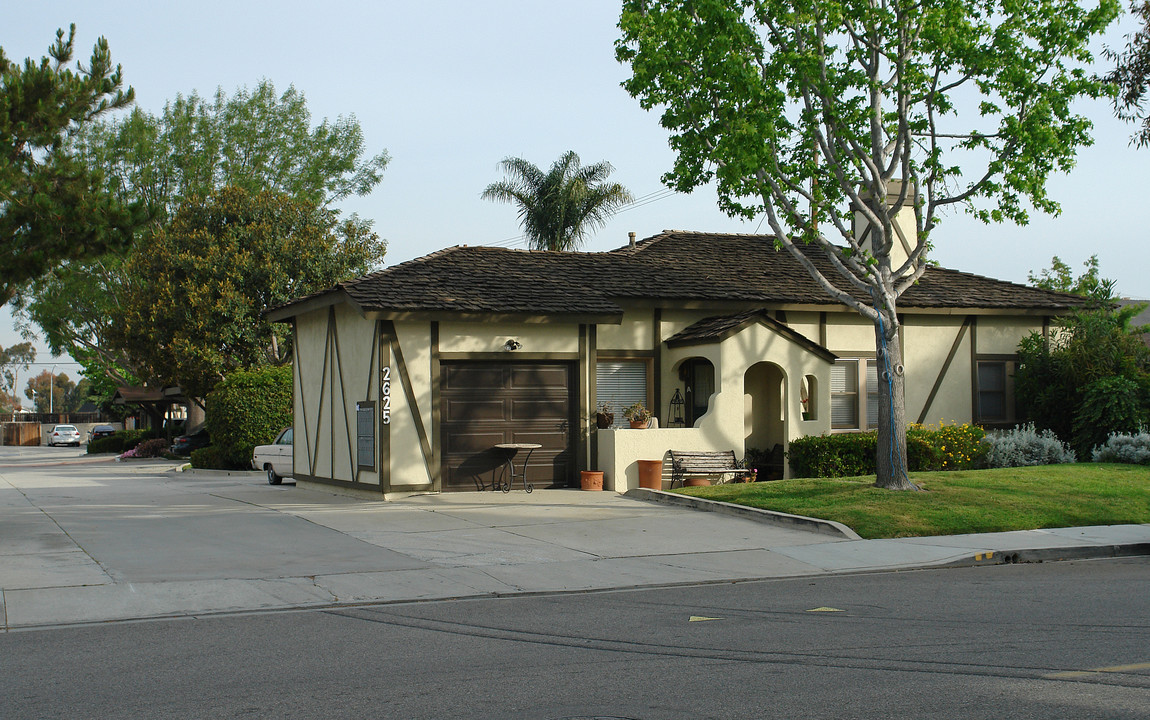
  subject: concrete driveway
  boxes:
[3,446,1147,629]
[0,447,844,629]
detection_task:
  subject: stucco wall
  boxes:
[439,321,579,354]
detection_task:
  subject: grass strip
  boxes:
[672,463,1150,539]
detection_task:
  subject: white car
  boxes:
[48,424,82,447]
[252,427,293,485]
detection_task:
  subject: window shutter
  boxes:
[866,360,880,429]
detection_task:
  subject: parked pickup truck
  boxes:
[252,427,293,485]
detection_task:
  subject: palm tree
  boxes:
[481,151,634,251]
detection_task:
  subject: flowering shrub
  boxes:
[119,438,168,459]
[908,422,987,471]
[982,423,1077,468]
[1091,431,1150,464]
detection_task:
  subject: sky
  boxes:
[5,1,1149,391]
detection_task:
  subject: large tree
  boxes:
[482,151,633,251]
[1106,1,1150,146]
[617,0,1118,489]
[109,186,385,400]
[0,25,141,307]
[14,80,389,386]
[24,370,78,413]
[0,342,36,407]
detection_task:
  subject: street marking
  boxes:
[689,616,722,622]
[1046,662,1150,679]
[807,607,844,613]
[974,552,994,561]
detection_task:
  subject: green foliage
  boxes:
[675,464,1150,539]
[111,187,384,398]
[0,25,142,307]
[1016,260,1150,444]
[13,79,388,388]
[788,425,987,478]
[204,365,292,468]
[616,0,1118,489]
[74,79,390,221]
[481,151,633,251]
[1105,1,1150,147]
[86,428,152,455]
[189,445,235,470]
[1072,376,1147,457]
[23,370,78,413]
[907,423,988,471]
[0,342,36,399]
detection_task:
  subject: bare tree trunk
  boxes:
[873,316,919,490]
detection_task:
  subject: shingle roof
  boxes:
[269,231,1084,319]
[666,310,837,362]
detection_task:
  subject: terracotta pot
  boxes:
[629,419,650,429]
[637,459,663,490]
[580,470,604,491]
[685,477,712,487]
[595,412,614,429]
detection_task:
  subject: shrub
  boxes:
[787,431,938,478]
[983,423,1077,468]
[131,438,169,458]
[1092,431,1150,464]
[205,365,292,468]
[908,423,987,471]
[1072,376,1146,460]
[87,429,153,455]
[189,445,237,470]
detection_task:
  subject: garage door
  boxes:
[440,362,575,491]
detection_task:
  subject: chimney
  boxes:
[853,180,919,270]
[628,231,636,248]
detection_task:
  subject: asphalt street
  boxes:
[3,559,1148,719]
[2,444,1149,632]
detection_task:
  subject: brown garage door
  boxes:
[440,362,574,491]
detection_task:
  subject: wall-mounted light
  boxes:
[504,339,522,351]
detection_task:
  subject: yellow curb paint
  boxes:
[974,552,994,561]
[1047,662,1150,679]
[807,607,845,613]
[689,616,722,622]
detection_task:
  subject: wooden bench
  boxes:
[669,450,746,488]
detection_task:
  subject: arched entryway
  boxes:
[678,357,715,427]
[744,361,786,479]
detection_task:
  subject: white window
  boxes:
[596,360,648,429]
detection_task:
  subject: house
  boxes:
[266,229,1081,497]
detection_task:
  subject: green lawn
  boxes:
[672,464,1150,539]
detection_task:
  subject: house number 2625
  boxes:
[381,366,391,425]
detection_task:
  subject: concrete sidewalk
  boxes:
[2,456,1147,630]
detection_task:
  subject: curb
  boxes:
[625,488,862,540]
[941,542,1150,568]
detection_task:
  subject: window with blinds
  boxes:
[831,360,858,429]
[596,361,648,429]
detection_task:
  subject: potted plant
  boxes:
[623,402,653,429]
[595,401,614,429]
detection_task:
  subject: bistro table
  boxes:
[492,443,541,493]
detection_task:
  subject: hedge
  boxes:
[787,423,987,478]
[86,428,159,455]
[204,365,292,469]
